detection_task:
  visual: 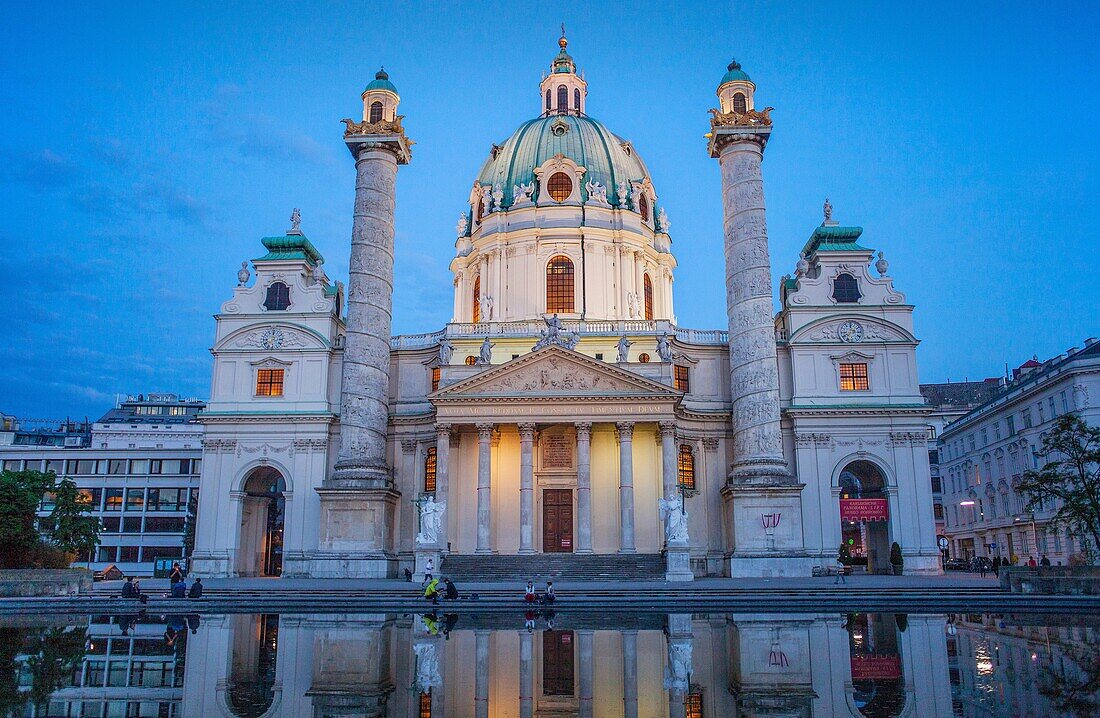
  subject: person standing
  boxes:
[422,557,434,586]
[834,558,846,585]
[1027,556,1037,567]
[979,560,987,578]
[1040,554,1051,567]
[168,562,184,586]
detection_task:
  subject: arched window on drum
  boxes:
[546,256,575,313]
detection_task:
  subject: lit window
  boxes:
[556,84,568,112]
[678,445,695,491]
[546,256,575,313]
[832,273,861,303]
[424,447,437,493]
[256,368,285,396]
[431,367,441,392]
[465,355,477,366]
[839,363,869,391]
[638,193,649,221]
[643,274,654,320]
[472,276,481,323]
[264,282,291,311]
[732,92,747,114]
[418,692,431,718]
[638,353,650,363]
[369,101,383,123]
[547,172,572,202]
[674,365,690,392]
[685,691,703,718]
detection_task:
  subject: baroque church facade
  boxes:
[190,37,941,580]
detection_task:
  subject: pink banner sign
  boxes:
[850,655,901,680]
[840,498,889,522]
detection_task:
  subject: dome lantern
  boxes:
[361,67,400,124]
[540,27,587,117]
[716,58,756,115]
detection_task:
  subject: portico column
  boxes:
[519,630,533,718]
[622,630,639,718]
[475,630,490,718]
[578,630,594,718]
[518,423,536,555]
[575,422,593,554]
[659,421,677,499]
[616,422,636,553]
[434,424,452,527]
[476,423,494,554]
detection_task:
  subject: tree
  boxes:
[1017,413,1100,562]
[0,470,100,569]
[0,470,52,568]
[46,479,100,560]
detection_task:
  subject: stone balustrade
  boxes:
[389,321,728,350]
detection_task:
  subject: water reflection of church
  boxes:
[180,612,954,717]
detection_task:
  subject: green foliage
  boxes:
[838,542,852,565]
[0,624,88,713]
[890,542,903,568]
[0,470,100,569]
[1018,413,1100,563]
[183,489,199,558]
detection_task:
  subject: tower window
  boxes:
[424,447,437,493]
[556,84,568,112]
[839,363,869,391]
[547,172,573,202]
[472,276,481,323]
[832,273,862,303]
[638,193,650,221]
[263,282,291,311]
[545,89,551,111]
[574,88,581,111]
[369,101,383,124]
[255,369,284,397]
[431,367,441,392]
[643,274,654,320]
[678,444,696,491]
[733,92,747,114]
[674,365,690,392]
[546,256,575,313]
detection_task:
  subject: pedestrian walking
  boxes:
[979,560,987,578]
[422,557,434,586]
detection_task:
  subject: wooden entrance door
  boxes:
[543,489,573,553]
[542,630,575,695]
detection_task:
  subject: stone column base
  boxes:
[900,552,946,575]
[413,548,441,583]
[664,545,694,582]
[722,482,808,558]
[313,486,400,578]
[188,551,235,578]
[727,555,820,578]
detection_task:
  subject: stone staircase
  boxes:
[440,553,666,581]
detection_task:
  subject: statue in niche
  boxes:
[616,336,632,363]
[479,294,494,322]
[477,337,493,365]
[659,493,689,544]
[626,291,640,318]
[416,495,446,546]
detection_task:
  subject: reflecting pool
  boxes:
[3,610,1097,717]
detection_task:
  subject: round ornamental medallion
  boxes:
[837,321,864,343]
[260,328,285,350]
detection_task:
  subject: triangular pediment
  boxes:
[433,346,679,400]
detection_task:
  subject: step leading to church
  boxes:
[439,553,666,581]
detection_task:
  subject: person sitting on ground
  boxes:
[1040,554,1051,567]
[121,576,148,604]
[543,581,556,604]
[524,580,537,603]
[424,577,441,605]
[443,577,459,600]
[171,579,187,598]
[403,567,413,582]
[188,577,204,599]
[168,562,184,586]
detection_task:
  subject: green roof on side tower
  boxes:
[717,59,752,88]
[801,224,870,255]
[364,68,397,94]
[256,232,324,265]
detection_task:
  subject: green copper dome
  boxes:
[364,68,397,94]
[476,114,651,207]
[717,59,752,88]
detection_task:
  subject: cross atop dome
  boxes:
[541,27,586,116]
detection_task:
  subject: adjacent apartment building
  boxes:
[938,339,1100,564]
[0,393,204,575]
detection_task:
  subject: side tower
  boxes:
[708,60,812,576]
[312,70,413,578]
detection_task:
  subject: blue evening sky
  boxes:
[2,2,1097,420]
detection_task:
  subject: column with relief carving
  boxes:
[575,422,593,554]
[616,422,636,553]
[708,62,808,576]
[314,76,413,578]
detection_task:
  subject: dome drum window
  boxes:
[547,173,573,202]
[638,193,650,222]
[546,256,575,313]
[556,85,568,113]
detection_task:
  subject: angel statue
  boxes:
[626,291,640,319]
[616,336,632,363]
[584,179,609,205]
[416,494,446,546]
[455,212,468,236]
[659,493,689,544]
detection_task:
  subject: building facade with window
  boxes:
[0,394,204,575]
[190,37,940,579]
[938,340,1100,564]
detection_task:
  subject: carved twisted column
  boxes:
[476,423,494,554]
[575,422,593,554]
[616,422,636,553]
[709,125,791,485]
[518,423,536,554]
[330,141,406,487]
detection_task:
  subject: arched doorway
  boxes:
[226,613,279,717]
[238,467,286,577]
[846,613,907,717]
[839,460,891,574]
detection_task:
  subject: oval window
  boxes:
[548,172,573,202]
